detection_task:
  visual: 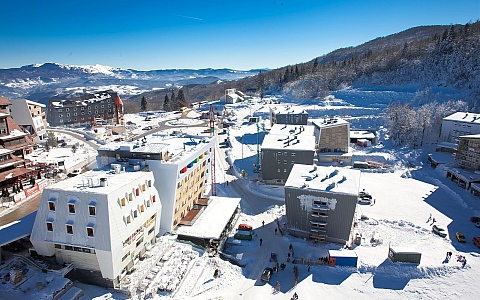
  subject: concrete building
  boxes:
[311,117,352,165]
[440,112,480,143]
[261,125,315,184]
[269,106,308,127]
[47,90,124,127]
[0,97,35,158]
[455,134,480,171]
[220,89,245,104]
[284,164,361,244]
[96,134,215,233]
[30,167,161,287]
[10,99,47,143]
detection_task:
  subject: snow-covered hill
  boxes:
[0,63,260,104]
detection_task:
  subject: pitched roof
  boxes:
[0,97,12,106]
[115,95,123,106]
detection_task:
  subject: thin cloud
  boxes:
[171,14,203,21]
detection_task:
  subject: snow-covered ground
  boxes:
[2,88,479,300]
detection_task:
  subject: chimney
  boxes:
[100,178,108,187]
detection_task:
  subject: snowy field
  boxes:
[2,87,479,300]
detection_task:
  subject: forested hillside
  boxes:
[179,21,479,111]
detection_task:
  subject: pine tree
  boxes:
[164,94,170,111]
[141,96,148,111]
[177,89,186,107]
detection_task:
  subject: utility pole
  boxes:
[209,104,216,196]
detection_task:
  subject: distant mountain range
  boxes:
[0,63,261,105]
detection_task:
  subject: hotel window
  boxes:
[133,210,138,218]
[142,184,146,191]
[87,227,94,237]
[48,201,56,211]
[146,200,151,208]
[66,224,73,234]
[152,195,156,203]
[88,205,96,216]
[136,188,140,196]
[126,215,131,224]
[66,113,70,117]
[66,108,69,112]
[148,180,152,187]
[129,193,133,201]
[58,109,62,112]
[140,205,145,213]
[121,198,126,206]
[68,203,75,214]
[46,222,53,231]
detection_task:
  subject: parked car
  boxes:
[60,142,68,147]
[114,137,124,142]
[473,236,480,248]
[68,168,82,177]
[358,197,372,205]
[238,224,253,231]
[260,267,273,282]
[456,232,466,243]
[476,222,480,228]
[359,191,372,199]
[471,216,480,223]
[142,126,153,130]
[432,225,447,238]
[126,121,136,125]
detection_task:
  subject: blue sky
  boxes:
[1,0,478,70]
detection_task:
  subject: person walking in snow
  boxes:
[431,218,436,225]
[426,213,432,223]
[262,220,265,227]
[260,238,263,246]
[307,264,310,272]
[275,228,278,235]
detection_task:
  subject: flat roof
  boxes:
[328,250,357,258]
[261,134,315,151]
[285,164,361,196]
[270,105,307,115]
[390,247,421,254]
[99,134,213,163]
[350,130,375,139]
[269,124,315,136]
[459,134,480,139]
[175,196,241,240]
[443,112,480,124]
[311,117,349,129]
[47,168,153,194]
[445,167,480,182]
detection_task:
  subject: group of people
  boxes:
[426,213,437,225]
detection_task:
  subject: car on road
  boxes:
[476,222,480,228]
[261,267,273,282]
[126,121,136,125]
[456,232,466,243]
[238,224,253,231]
[142,126,153,130]
[473,236,480,248]
[471,216,480,223]
[114,137,125,142]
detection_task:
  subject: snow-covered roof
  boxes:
[443,112,480,124]
[328,250,358,258]
[261,133,315,151]
[389,247,421,254]
[50,90,115,108]
[350,130,375,139]
[270,105,307,115]
[99,134,213,163]
[0,211,36,247]
[311,117,349,129]
[25,99,46,108]
[285,164,361,196]
[458,133,480,139]
[47,168,153,194]
[269,124,315,136]
[175,196,241,240]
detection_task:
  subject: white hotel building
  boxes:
[96,133,215,233]
[30,167,161,287]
